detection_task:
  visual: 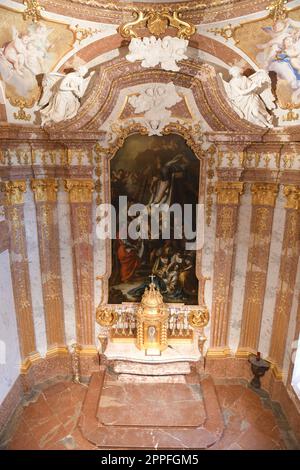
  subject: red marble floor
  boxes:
[1,376,299,450]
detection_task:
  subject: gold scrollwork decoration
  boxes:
[188,307,210,329]
[9,97,35,122]
[23,0,45,23]
[1,180,27,205]
[208,24,240,44]
[118,10,196,39]
[69,24,102,44]
[96,306,118,327]
[266,0,288,23]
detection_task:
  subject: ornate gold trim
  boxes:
[208,24,240,44]
[20,352,41,374]
[79,346,98,356]
[206,347,232,358]
[266,0,288,23]
[284,185,300,210]
[251,183,279,207]
[215,182,244,205]
[118,10,196,39]
[65,179,94,203]
[23,0,45,23]
[188,307,209,329]
[69,1,240,14]
[31,179,58,203]
[271,362,283,380]
[46,346,69,358]
[69,24,101,44]
[96,306,118,327]
[206,145,215,226]
[1,180,27,205]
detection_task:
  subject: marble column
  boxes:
[208,181,244,356]
[237,183,278,356]
[269,185,300,378]
[2,181,39,371]
[65,179,95,348]
[31,179,66,353]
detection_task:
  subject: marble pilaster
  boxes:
[269,186,300,377]
[237,183,278,355]
[65,179,95,348]
[208,181,244,355]
[31,179,66,351]
[2,181,38,369]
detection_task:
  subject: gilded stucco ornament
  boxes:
[119,9,196,40]
[188,307,210,329]
[96,306,118,327]
[266,0,288,23]
[23,0,45,23]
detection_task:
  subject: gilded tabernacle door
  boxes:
[108,133,201,306]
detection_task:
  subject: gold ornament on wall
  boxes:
[96,306,118,327]
[188,307,209,329]
[208,24,240,44]
[31,179,58,203]
[251,183,279,207]
[284,185,300,210]
[69,24,102,44]
[10,98,35,122]
[206,145,215,226]
[118,9,196,39]
[266,0,288,23]
[64,179,94,203]
[2,180,27,205]
[215,182,244,205]
[23,0,45,23]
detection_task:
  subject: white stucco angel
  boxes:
[38,66,95,125]
[220,67,276,128]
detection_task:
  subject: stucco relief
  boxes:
[128,82,182,135]
[126,36,188,72]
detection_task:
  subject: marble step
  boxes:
[117,374,186,383]
[113,360,191,376]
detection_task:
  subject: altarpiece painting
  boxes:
[108,134,200,305]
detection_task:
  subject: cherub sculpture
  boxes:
[219,66,276,128]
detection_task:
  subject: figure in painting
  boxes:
[256,18,300,105]
[0,23,53,96]
[38,66,95,125]
[220,66,276,128]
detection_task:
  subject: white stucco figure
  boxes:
[128,82,182,135]
[38,66,95,125]
[126,36,188,72]
[220,67,276,128]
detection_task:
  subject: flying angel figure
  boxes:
[219,67,276,128]
[37,66,95,126]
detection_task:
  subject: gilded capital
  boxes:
[284,185,300,210]
[215,181,244,205]
[31,179,58,203]
[1,180,26,205]
[251,183,278,207]
[65,179,94,203]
